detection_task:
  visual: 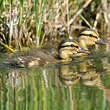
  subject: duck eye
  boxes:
[89,34,93,37]
[71,44,74,47]
[71,44,78,48]
[89,34,97,38]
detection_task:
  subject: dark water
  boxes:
[0,47,110,110]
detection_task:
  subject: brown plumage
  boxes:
[6,39,88,68]
[78,28,105,50]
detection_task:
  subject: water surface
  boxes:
[0,47,110,110]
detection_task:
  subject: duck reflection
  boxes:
[59,56,106,87]
[59,55,110,102]
[78,57,106,86]
[59,65,80,86]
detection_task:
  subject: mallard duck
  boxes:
[77,28,106,50]
[57,39,88,61]
[5,39,88,68]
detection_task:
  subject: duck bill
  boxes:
[78,47,89,53]
[96,38,106,45]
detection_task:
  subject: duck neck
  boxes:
[79,39,88,50]
[59,50,73,61]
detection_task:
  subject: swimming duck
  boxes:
[57,39,88,61]
[77,28,105,50]
[6,39,88,68]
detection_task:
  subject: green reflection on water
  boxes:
[0,50,110,110]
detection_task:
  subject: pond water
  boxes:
[0,46,110,110]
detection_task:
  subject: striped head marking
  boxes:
[78,28,105,48]
[78,28,99,40]
[58,39,88,59]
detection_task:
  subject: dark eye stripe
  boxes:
[79,33,97,38]
[74,45,79,48]
[59,44,78,48]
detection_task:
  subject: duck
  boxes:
[57,39,88,61]
[77,28,106,50]
[5,39,88,68]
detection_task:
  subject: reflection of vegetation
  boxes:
[0,68,71,110]
[0,63,110,110]
[0,0,110,51]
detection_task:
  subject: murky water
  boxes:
[0,46,110,110]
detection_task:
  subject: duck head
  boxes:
[58,39,88,60]
[78,28,105,50]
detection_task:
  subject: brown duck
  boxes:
[77,28,105,50]
[6,39,88,68]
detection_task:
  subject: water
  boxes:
[0,47,110,110]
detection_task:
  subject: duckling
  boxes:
[5,39,88,68]
[58,39,88,61]
[77,28,105,50]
